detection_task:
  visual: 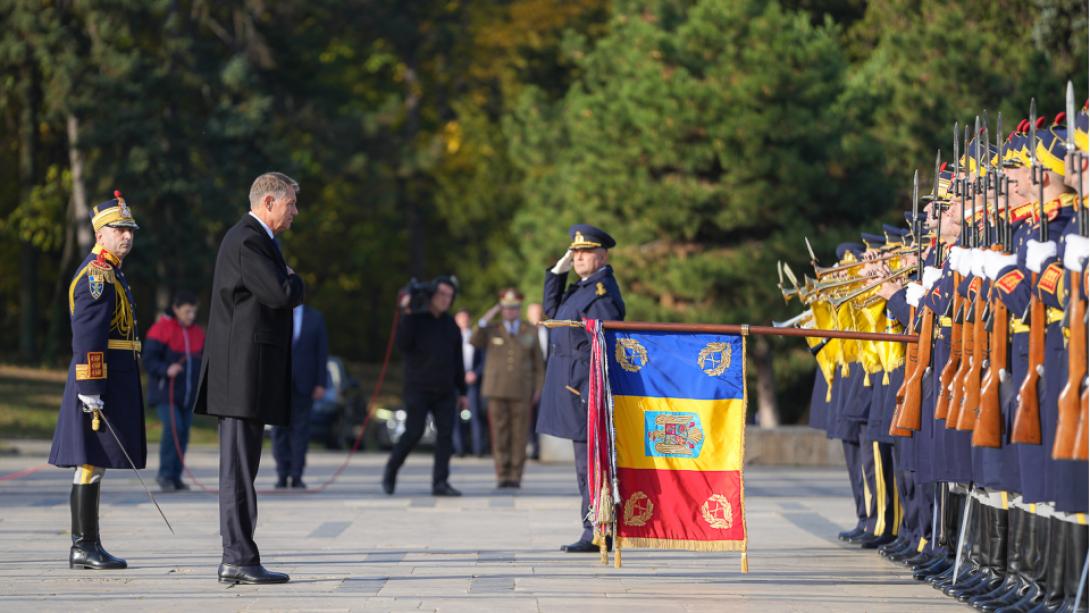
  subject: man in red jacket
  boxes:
[144,290,205,492]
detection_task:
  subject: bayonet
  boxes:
[805,237,817,265]
[1068,81,1077,153]
[913,169,922,280]
[1030,98,1047,241]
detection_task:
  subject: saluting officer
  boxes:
[48,191,144,570]
[538,224,625,553]
[471,289,545,489]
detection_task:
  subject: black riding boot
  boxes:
[1056,522,1088,613]
[972,506,1026,608]
[957,505,1008,602]
[1008,516,1065,612]
[68,482,127,570]
[946,500,989,597]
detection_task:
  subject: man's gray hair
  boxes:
[249,172,300,208]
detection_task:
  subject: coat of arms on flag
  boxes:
[584,320,749,572]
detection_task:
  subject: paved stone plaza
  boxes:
[0,442,960,612]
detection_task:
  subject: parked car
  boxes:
[369,405,437,450]
[309,356,364,449]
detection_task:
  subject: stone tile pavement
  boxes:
[0,442,961,612]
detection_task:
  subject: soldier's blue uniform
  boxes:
[49,245,145,470]
[47,193,143,571]
[538,224,625,550]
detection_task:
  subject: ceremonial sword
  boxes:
[88,406,175,535]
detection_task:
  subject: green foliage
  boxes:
[0,0,1085,422]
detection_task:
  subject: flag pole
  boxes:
[543,319,918,343]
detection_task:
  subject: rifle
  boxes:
[936,126,963,421]
[1054,81,1088,460]
[947,125,975,429]
[1012,98,1046,444]
[894,170,931,431]
[956,117,989,430]
[974,113,1008,447]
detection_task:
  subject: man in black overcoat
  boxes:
[194,172,305,584]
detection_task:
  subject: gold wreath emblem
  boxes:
[615,338,648,373]
[701,494,733,529]
[623,491,654,527]
[697,342,731,377]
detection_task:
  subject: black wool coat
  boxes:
[194,214,305,426]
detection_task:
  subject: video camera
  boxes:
[400,275,459,315]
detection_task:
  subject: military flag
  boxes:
[585,320,749,572]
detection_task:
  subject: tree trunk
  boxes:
[17,63,41,362]
[401,59,425,277]
[753,336,780,428]
[67,114,92,252]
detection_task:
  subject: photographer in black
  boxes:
[382,276,467,496]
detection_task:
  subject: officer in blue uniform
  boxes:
[538,224,625,553]
[48,191,144,570]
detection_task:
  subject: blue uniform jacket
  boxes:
[49,247,146,469]
[537,265,625,441]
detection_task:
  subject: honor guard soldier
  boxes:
[538,224,625,553]
[48,191,144,570]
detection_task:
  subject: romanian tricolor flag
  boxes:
[585,321,749,571]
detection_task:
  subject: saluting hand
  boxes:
[550,249,574,275]
[481,303,502,322]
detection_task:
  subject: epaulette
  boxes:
[88,259,116,285]
[1037,262,1064,297]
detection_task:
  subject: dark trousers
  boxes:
[218,417,264,565]
[452,385,487,456]
[157,402,192,483]
[842,439,866,527]
[386,389,455,486]
[528,399,541,458]
[572,440,592,541]
[271,392,312,481]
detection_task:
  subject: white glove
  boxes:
[951,246,972,276]
[983,252,1017,280]
[78,394,103,412]
[550,249,574,275]
[922,266,943,290]
[1064,235,1089,272]
[1025,240,1057,273]
[970,248,987,278]
[947,246,964,273]
[905,282,924,307]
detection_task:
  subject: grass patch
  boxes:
[0,361,403,445]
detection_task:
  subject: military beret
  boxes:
[569,224,616,250]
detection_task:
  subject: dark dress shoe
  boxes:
[157,477,178,493]
[290,477,306,489]
[838,526,865,542]
[432,482,462,497]
[274,478,288,489]
[562,538,611,553]
[381,470,396,495]
[508,481,521,489]
[217,563,290,585]
[497,481,510,489]
[172,480,190,491]
[859,534,897,549]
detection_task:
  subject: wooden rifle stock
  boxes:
[894,307,934,431]
[889,306,918,438]
[946,286,975,429]
[974,286,1007,448]
[1075,386,1089,461]
[957,279,987,431]
[1053,269,1086,459]
[935,274,963,421]
[1012,275,1045,444]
